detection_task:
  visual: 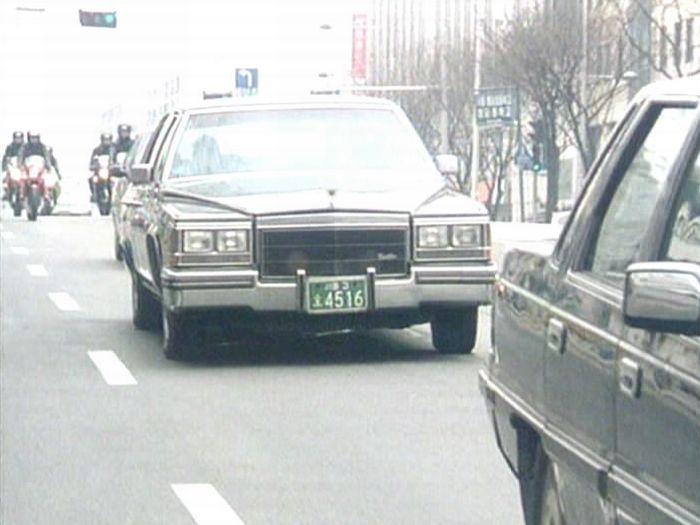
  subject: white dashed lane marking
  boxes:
[48,292,81,312]
[87,351,137,386]
[172,484,246,525]
[27,264,48,277]
[11,246,29,255]
[1,231,16,240]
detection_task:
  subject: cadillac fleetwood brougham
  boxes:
[121,97,497,359]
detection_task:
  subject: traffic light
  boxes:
[79,10,117,28]
[527,119,546,171]
[527,119,545,145]
[532,143,542,172]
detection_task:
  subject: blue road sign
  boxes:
[236,68,258,95]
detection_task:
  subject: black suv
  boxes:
[480,78,700,525]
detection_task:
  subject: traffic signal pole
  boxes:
[516,86,525,222]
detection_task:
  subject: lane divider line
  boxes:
[87,351,137,386]
[27,264,48,277]
[11,246,29,255]
[172,484,246,525]
[1,231,16,240]
[48,292,81,312]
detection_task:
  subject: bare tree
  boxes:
[368,22,477,192]
[612,0,700,79]
[483,5,631,220]
[479,126,516,220]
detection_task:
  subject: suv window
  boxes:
[665,146,700,264]
[589,105,697,275]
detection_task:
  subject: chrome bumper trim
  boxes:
[160,264,495,311]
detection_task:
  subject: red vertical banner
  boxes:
[352,14,367,80]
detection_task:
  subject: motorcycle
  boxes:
[92,154,112,216]
[21,155,47,221]
[3,156,24,217]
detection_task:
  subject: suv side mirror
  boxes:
[129,163,152,185]
[434,154,460,176]
[624,262,700,336]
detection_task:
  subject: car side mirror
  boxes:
[434,154,460,176]
[129,163,152,185]
[624,262,700,336]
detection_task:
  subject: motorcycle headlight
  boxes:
[418,225,449,248]
[183,230,214,253]
[216,230,248,253]
[451,225,481,247]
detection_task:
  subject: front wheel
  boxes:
[162,307,192,360]
[131,273,161,330]
[12,192,22,216]
[538,462,565,525]
[114,235,124,261]
[431,308,478,354]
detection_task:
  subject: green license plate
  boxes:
[306,277,369,314]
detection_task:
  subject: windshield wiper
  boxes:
[158,187,251,216]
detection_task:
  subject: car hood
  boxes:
[163,172,488,217]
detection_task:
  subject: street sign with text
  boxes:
[475,87,516,127]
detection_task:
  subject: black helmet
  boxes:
[12,131,24,142]
[117,123,132,134]
[27,130,40,142]
[100,132,113,145]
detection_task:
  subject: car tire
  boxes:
[131,273,160,330]
[517,435,565,525]
[538,461,565,525]
[431,308,478,354]
[162,307,191,360]
[114,235,124,261]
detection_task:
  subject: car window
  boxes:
[166,108,440,194]
[553,102,640,266]
[665,146,700,264]
[588,105,697,275]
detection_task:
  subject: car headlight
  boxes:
[183,230,214,253]
[418,225,449,248]
[451,225,481,247]
[216,230,248,252]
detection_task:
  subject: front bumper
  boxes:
[161,263,497,313]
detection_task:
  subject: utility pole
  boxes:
[577,0,589,198]
[470,0,481,198]
[516,87,525,222]
[436,0,449,154]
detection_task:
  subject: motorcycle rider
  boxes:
[88,132,114,201]
[2,131,25,171]
[46,146,61,178]
[113,124,134,155]
[18,131,52,168]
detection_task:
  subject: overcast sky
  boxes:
[0,0,369,176]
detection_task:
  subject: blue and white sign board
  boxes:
[236,68,258,96]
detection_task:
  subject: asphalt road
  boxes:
[0,209,523,525]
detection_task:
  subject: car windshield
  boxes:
[167,108,440,193]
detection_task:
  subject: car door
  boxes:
[542,101,699,522]
[612,117,700,525]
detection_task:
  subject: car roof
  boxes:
[636,76,700,100]
[174,95,400,115]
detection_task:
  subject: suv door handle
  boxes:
[619,357,641,399]
[547,318,567,354]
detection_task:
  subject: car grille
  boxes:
[259,228,409,278]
